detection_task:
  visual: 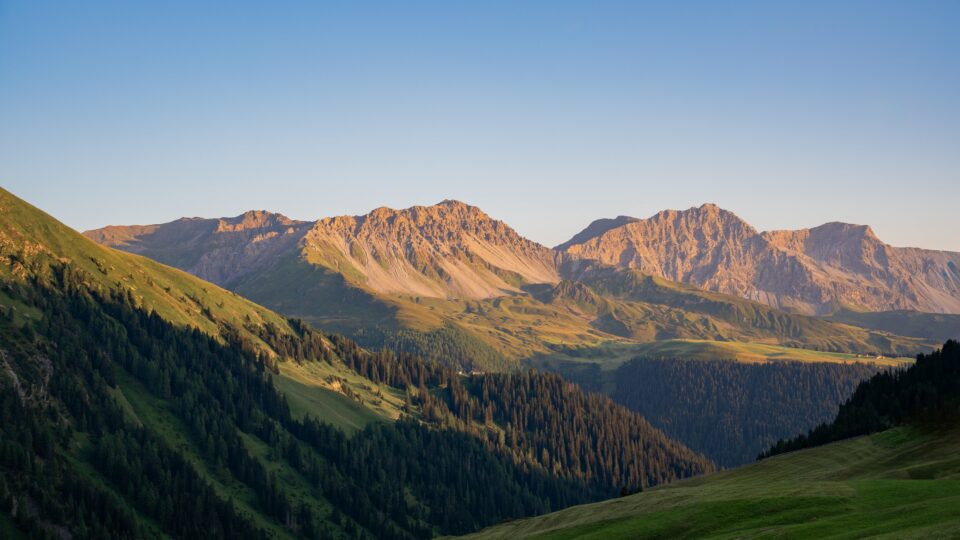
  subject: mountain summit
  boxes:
[559,204,960,314]
[87,200,560,304]
[302,200,559,299]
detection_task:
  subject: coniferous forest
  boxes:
[606,358,882,466]
[0,259,711,539]
[761,340,960,458]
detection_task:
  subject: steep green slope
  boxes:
[459,426,960,539]
[0,187,400,431]
[0,187,296,349]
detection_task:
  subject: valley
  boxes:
[3,186,959,538]
[80,198,958,470]
[4,4,957,538]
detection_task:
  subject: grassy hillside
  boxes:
[530,339,911,373]
[0,187,295,349]
[628,339,910,366]
[273,359,406,432]
[459,426,960,539]
[825,308,960,343]
[335,283,929,370]
[0,187,402,432]
[266,274,934,366]
[577,268,933,356]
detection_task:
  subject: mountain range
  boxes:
[559,203,960,315]
[85,201,957,366]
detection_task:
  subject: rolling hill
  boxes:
[458,426,960,539]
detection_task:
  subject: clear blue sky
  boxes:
[1,1,958,249]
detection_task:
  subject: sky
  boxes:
[1,1,958,249]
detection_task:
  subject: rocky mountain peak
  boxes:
[560,206,960,314]
[216,210,301,232]
[301,201,558,299]
[647,203,758,236]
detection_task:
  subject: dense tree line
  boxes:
[452,371,712,488]
[599,357,881,467]
[307,335,714,490]
[0,259,709,539]
[762,340,960,458]
[350,324,509,371]
[1,278,267,539]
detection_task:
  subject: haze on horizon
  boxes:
[1,1,958,250]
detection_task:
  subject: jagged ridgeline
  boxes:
[84,201,941,368]
[0,188,712,539]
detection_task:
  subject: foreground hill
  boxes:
[559,203,960,315]
[84,202,934,367]
[463,340,960,538]
[1,190,300,348]
[0,187,712,538]
[459,426,960,539]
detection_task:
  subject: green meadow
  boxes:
[460,426,960,539]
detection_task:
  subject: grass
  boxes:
[264,277,933,365]
[273,359,402,433]
[458,426,960,539]
[0,187,297,354]
[629,339,914,367]
[825,308,960,343]
[529,339,913,373]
